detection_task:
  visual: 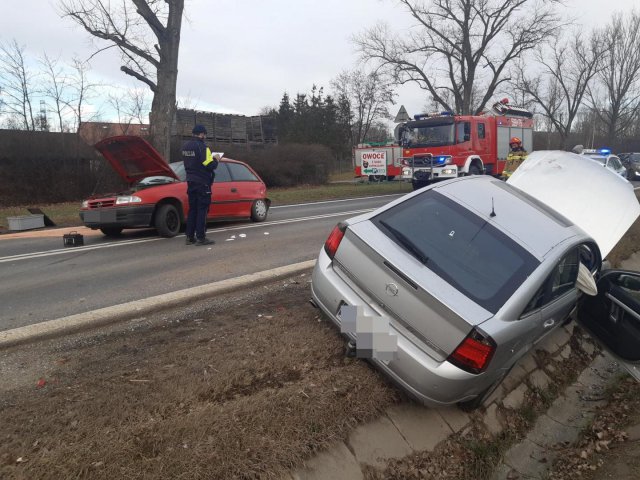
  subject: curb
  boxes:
[288,321,599,480]
[0,259,316,350]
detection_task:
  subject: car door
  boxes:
[577,270,640,381]
[519,247,580,347]
[226,162,262,217]
[209,162,236,218]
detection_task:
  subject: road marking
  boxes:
[0,208,374,264]
[270,193,405,208]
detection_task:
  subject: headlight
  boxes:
[115,195,142,205]
[81,200,89,208]
[442,168,457,175]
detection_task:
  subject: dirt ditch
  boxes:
[0,275,400,479]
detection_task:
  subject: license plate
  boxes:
[84,210,116,223]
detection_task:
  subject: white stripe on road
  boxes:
[0,208,374,264]
[270,193,405,209]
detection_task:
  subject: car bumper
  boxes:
[311,249,488,406]
[80,205,155,229]
[402,167,458,183]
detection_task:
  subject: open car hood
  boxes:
[507,150,640,258]
[94,135,179,184]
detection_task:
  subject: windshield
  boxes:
[170,162,186,181]
[404,123,455,147]
[136,162,185,186]
[373,190,539,313]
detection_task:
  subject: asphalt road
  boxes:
[0,194,404,331]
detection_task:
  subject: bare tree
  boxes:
[108,87,150,133]
[354,0,562,115]
[68,57,102,132]
[589,11,640,146]
[0,39,37,130]
[59,0,184,161]
[331,69,395,145]
[516,30,603,149]
[40,53,74,132]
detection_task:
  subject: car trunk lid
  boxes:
[334,223,492,361]
[95,135,178,185]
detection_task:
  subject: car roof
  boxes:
[433,176,581,259]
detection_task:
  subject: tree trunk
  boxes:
[148,0,183,162]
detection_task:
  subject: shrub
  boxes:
[222,143,333,187]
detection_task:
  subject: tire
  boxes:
[468,164,482,176]
[250,199,268,222]
[100,227,123,237]
[369,175,385,182]
[387,175,396,181]
[154,204,181,237]
[412,180,428,191]
[457,366,512,412]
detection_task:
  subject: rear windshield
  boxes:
[373,190,539,313]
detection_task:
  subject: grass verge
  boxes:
[0,181,412,233]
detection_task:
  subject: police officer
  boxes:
[182,124,219,245]
[502,137,528,180]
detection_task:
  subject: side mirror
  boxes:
[576,263,597,296]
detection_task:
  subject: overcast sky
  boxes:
[1,0,637,123]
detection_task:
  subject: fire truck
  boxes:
[353,99,534,189]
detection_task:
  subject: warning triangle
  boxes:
[394,105,411,123]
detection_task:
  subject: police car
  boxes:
[581,148,627,178]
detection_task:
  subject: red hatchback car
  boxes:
[80,136,270,237]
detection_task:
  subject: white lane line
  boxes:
[270,193,404,208]
[0,208,374,264]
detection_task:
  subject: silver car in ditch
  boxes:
[311,150,640,409]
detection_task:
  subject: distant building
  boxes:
[79,122,149,145]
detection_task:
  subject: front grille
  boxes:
[88,199,116,209]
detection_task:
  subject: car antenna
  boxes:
[490,197,496,217]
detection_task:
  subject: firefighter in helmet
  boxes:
[502,137,528,180]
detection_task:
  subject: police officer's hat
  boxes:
[192,124,207,135]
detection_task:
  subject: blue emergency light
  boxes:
[599,148,611,155]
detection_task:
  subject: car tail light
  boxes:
[324,222,347,259]
[448,329,496,374]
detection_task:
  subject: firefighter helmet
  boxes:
[510,137,522,146]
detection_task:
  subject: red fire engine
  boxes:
[353,99,534,189]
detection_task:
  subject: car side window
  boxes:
[521,248,580,317]
[610,157,622,170]
[522,283,546,315]
[456,122,471,143]
[213,163,231,183]
[227,162,259,182]
[549,248,579,301]
[478,123,486,139]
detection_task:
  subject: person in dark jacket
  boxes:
[182,124,219,245]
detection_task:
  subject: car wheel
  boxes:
[155,204,181,237]
[412,180,427,191]
[100,227,123,237]
[250,199,268,222]
[457,366,512,412]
